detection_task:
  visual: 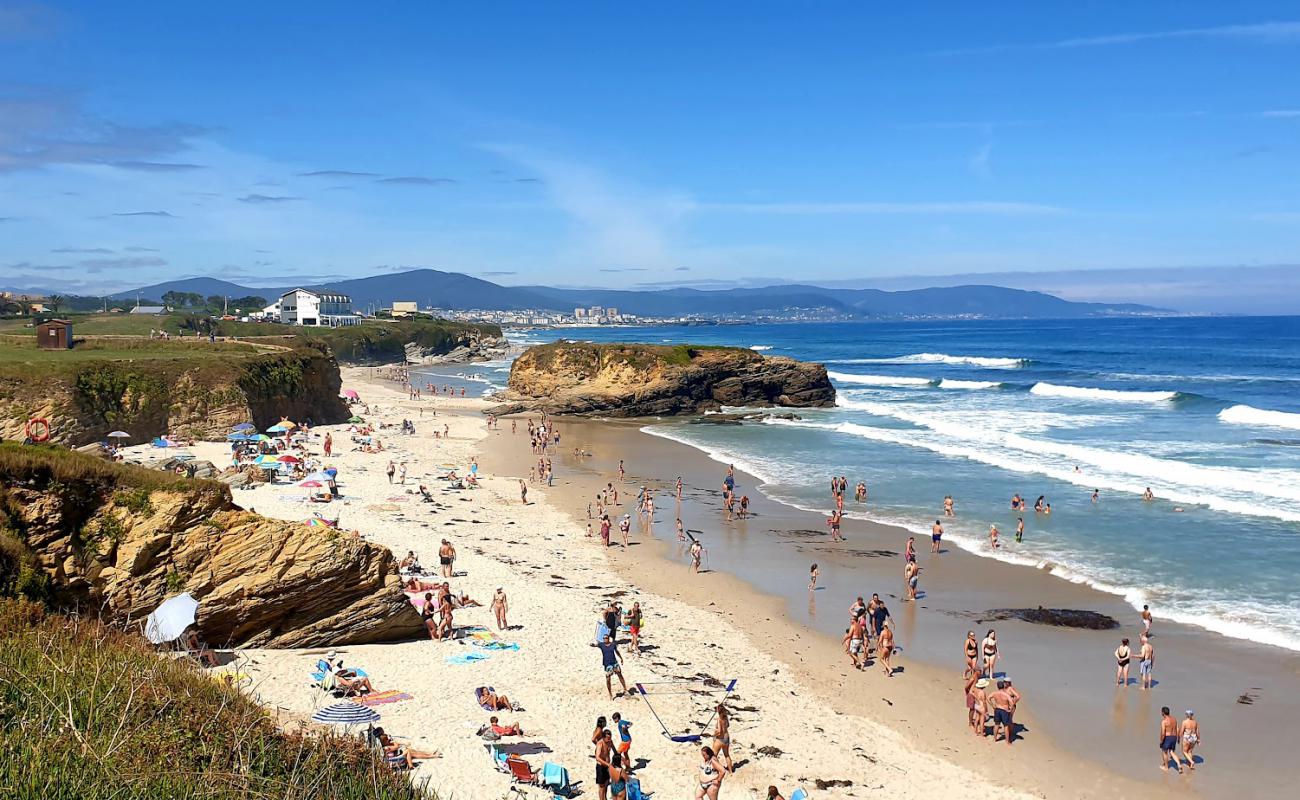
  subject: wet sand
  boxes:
[482,414,1300,799]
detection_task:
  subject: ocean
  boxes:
[421,316,1300,652]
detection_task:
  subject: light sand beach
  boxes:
[166,365,1185,800]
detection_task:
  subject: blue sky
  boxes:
[1,2,1298,310]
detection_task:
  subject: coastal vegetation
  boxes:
[0,599,432,800]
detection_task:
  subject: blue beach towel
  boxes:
[446,651,492,665]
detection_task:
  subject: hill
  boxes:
[100,268,1163,319]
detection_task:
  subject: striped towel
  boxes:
[355,690,413,707]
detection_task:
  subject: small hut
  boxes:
[36,319,73,350]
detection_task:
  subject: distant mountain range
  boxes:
[106,269,1162,319]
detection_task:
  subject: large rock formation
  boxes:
[488,342,835,417]
[0,342,349,448]
[0,445,423,647]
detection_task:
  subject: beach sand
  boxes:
[188,364,1296,799]
[201,366,1105,800]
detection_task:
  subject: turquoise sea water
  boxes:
[436,317,1300,651]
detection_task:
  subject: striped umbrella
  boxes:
[310,701,380,726]
[253,455,280,466]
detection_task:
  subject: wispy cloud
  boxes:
[0,85,204,172]
[598,267,649,272]
[298,169,379,178]
[78,255,168,272]
[52,247,114,254]
[692,201,1065,216]
[0,3,60,41]
[674,266,691,271]
[124,246,160,252]
[111,210,176,217]
[936,21,1300,56]
[112,160,206,171]
[480,270,518,276]
[1261,110,1300,118]
[969,142,993,179]
[374,176,457,186]
[237,194,301,203]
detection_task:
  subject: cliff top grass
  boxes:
[0,442,222,495]
[0,336,260,368]
[0,599,432,800]
[527,340,749,369]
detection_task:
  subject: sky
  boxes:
[1,2,1299,312]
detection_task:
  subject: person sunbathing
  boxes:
[404,577,439,592]
[327,662,374,695]
[488,716,524,736]
[375,727,440,769]
[399,551,420,571]
[452,593,483,609]
[477,687,515,711]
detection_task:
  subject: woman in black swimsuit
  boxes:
[1115,637,1131,686]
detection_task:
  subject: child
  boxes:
[809,563,819,591]
[613,711,633,768]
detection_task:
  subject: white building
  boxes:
[278,288,360,327]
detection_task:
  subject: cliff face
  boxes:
[0,445,423,647]
[0,342,349,447]
[490,342,835,416]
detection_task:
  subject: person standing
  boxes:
[612,711,633,769]
[1139,633,1155,690]
[931,519,943,553]
[438,539,456,578]
[619,514,631,547]
[323,432,332,457]
[878,621,896,677]
[904,560,920,601]
[845,616,865,670]
[982,629,999,678]
[1142,604,1153,635]
[1159,706,1181,772]
[386,460,396,483]
[1179,710,1201,771]
[808,563,819,591]
[694,746,727,800]
[1115,637,1132,686]
[491,587,509,630]
[712,704,733,771]
[594,720,613,800]
[598,633,628,700]
[1015,517,1024,543]
[690,539,703,573]
[398,462,407,484]
[676,476,683,500]
[989,680,1015,745]
[964,631,979,679]
[519,479,528,505]
[600,514,612,548]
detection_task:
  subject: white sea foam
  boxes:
[749,345,773,351]
[1219,404,1300,431]
[828,371,933,387]
[938,379,1002,390]
[1030,382,1177,403]
[830,352,1027,368]
[664,421,1300,652]
[760,415,1300,523]
[639,425,785,486]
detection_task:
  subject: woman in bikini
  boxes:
[607,751,628,800]
[1115,637,1132,686]
[712,705,733,771]
[1179,710,1201,770]
[982,629,999,678]
[694,745,728,800]
[964,631,980,678]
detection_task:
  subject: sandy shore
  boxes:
[204,366,1099,800]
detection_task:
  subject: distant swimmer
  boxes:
[1034,495,1045,513]
[1044,503,1052,515]
[931,520,943,553]
[1143,487,1155,501]
[1092,489,1100,504]
[1011,493,1024,511]
[943,495,955,517]
[1015,517,1024,543]
[989,524,1000,549]
[855,482,867,502]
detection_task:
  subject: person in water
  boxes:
[1015,517,1024,543]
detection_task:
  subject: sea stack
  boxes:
[487,341,836,417]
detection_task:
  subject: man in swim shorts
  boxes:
[931,520,943,553]
[1158,706,1180,772]
[1139,634,1154,690]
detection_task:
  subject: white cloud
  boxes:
[936,21,1300,56]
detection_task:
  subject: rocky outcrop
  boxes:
[487,342,835,417]
[0,342,349,447]
[404,335,508,365]
[0,445,423,647]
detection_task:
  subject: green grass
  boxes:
[527,340,748,370]
[0,313,185,337]
[0,599,434,799]
[0,336,259,367]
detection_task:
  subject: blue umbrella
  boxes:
[311,701,380,726]
[226,433,251,442]
[232,423,256,431]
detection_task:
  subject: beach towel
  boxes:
[354,690,412,707]
[448,651,492,665]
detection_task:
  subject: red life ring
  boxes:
[25,417,50,442]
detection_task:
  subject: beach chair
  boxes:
[540,762,573,796]
[486,743,511,773]
[505,755,540,785]
[789,788,808,800]
[626,776,650,800]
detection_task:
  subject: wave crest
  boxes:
[1030,382,1176,403]
[1219,404,1300,431]
[830,352,1028,368]
[828,371,934,387]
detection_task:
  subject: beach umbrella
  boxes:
[107,430,130,439]
[347,415,364,423]
[252,434,272,442]
[144,593,199,645]
[232,423,256,431]
[254,455,280,466]
[342,389,359,399]
[267,424,289,433]
[299,480,324,488]
[226,433,248,442]
[303,516,335,527]
[303,471,331,482]
[278,454,301,463]
[311,701,380,726]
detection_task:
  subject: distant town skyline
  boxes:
[2,2,1299,313]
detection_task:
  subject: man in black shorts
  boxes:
[594,727,613,799]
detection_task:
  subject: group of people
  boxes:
[842,594,897,676]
